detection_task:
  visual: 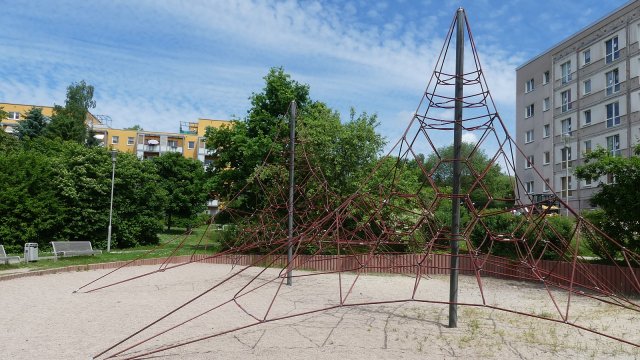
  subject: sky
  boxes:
[0,0,631,151]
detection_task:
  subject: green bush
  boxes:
[470,211,575,260]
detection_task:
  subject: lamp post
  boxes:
[562,133,571,217]
[107,149,117,252]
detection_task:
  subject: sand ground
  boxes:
[1,262,640,359]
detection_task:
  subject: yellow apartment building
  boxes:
[1,102,231,167]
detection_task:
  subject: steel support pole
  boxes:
[107,150,117,253]
[287,101,296,286]
[449,7,465,328]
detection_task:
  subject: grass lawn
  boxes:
[0,226,220,272]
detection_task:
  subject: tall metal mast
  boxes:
[287,100,296,286]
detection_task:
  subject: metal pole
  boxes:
[449,7,465,329]
[287,101,296,286]
[107,150,116,253]
[566,142,570,216]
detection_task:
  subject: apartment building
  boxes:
[516,1,640,213]
[0,102,230,167]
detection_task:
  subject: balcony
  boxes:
[137,144,160,152]
[164,146,183,153]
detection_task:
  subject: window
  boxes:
[543,71,550,84]
[607,134,621,157]
[585,177,592,187]
[112,136,119,144]
[605,36,619,64]
[525,181,534,194]
[561,146,572,169]
[583,49,591,65]
[561,118,572,135]
[525,104,534,118]
[525,130,534,143]
[127,137,134,145]
[583,110,592,126]
[583,79,591,94]
[543,97,550,111]
[561,89,572,112]
[561,176,573,197]
[606,102,620,128]
[525,155,534,169]
[606,69,620,95]
[584,140,592,154]
[543,124,550,138]
[607,173,616,184]
[188,141,195,149]
[543,179,550,192]
[525,78,535,93]
[168,140,178,148]
[7,111,19,120]
[561,61,572,83]
[543,151,550,165]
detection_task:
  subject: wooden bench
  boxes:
[0,245,21,264]
[50,241,102,258]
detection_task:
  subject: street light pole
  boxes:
[107,149,117,252]
[562,134,570,217]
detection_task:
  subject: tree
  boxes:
[205,68,385,215]
[575,144,640,258]
[48,80,96,143]
[0,139,167,251]
[424,142,514,209]
[152,153,207,230]
[14,107,49,140]
[125,125,144,131]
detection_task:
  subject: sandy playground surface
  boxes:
[1,262,640,359]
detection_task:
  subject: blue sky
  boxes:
[0,0,630,149]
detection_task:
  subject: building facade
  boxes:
[0,102,230,167]
[516,1,640,213]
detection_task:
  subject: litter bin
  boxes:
[24,243,39,262]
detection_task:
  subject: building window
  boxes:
[525,104,534,118]
[543,97,550,111]
[168,140,178,148]
[606,102,620,128]
[561,89,572,112]
[188,141,195,149]
[561,61,572,83]
[584,140,592,154]
[543,179,550,192]
[525,130,534,143]
[543,71,550,85]
[583,79,591,94]
[583,109,591,126]
[607,134,621,157]
[543,151,550,165]
[561,146,572,169]
[561,176,573,197]
[127,137,134,145]
[525,181,534,194]
[525,155,534,169]
[606,69,620,95]
[7,112,20,120]
[605,36,619,64]
[561,118,572,135]
[112,136,119,144]
[543,124,550,138]
[583,49,591,65]
[607,173,616,184]
[585,177,592,187]
[525,78,535,93]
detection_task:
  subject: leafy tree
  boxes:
[152,153,207,230]
[125,125,144,131]
[575,144,640,258]
[0,139,167,251]
[14,107,49,140]
[48,80,96,143]
[424,142,514,209]
[206,67,385,216]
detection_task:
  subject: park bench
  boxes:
[0,245,21,264]
[50,241,102,258]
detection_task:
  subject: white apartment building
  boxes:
[516,1,640,213]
